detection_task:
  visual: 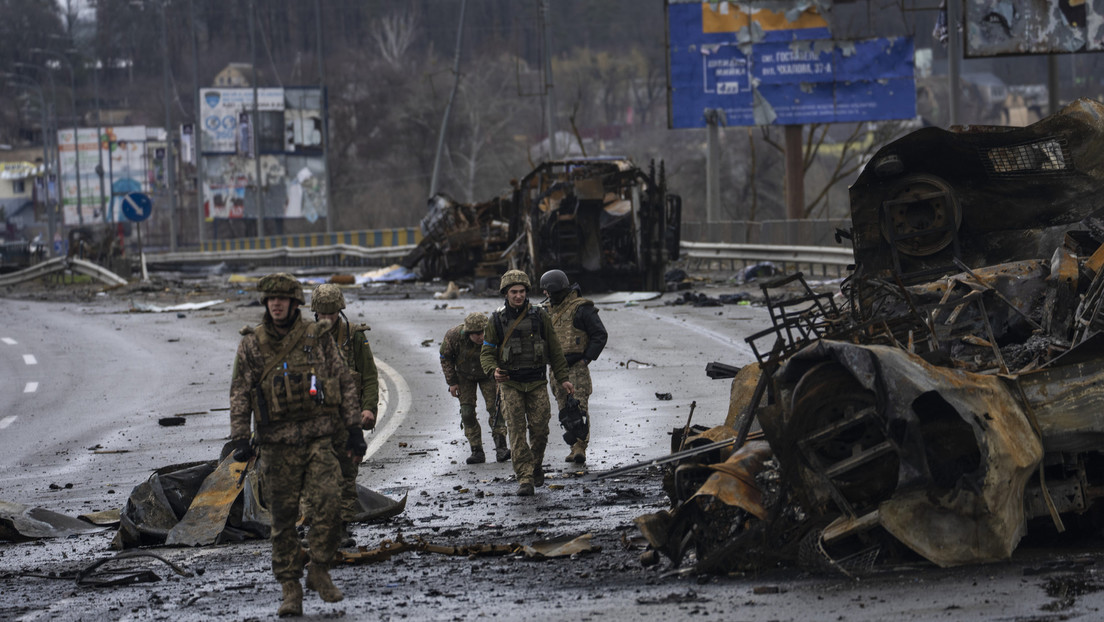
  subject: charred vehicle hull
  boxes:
[403,158,681,291]
[635,98,1104,575]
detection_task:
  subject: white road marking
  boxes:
[23,354,37,365]
[364,359,411,460]
[0,416,16,429]
[2,337,15,345]
[24,382,38,393]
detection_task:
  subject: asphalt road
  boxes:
[1,277,1103,621]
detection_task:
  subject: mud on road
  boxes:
[3,272,1104,621]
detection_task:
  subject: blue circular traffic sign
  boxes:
[121,192,153,222]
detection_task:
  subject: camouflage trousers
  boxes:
[551,361,593,452]
[336,444,361,523]
[499,381,551,485]
[458,375,507,448]
[258,437,342,582]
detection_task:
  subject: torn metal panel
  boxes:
[165,455,249,546]
[0,501,109,541]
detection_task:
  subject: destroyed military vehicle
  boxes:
[401,158,682,292]
[634,97,1104,575]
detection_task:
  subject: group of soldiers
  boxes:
[229,268,606,616]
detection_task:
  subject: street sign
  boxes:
[121,192,153,222]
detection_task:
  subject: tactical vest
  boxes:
[550,294,590,356]
[455,332,486,379]
[493,305,547,372]
[254,319,341,426]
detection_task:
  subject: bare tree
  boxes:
[370,9,419,71]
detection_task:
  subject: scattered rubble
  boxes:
[634,98,1104,577]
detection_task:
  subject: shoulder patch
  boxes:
[239,324,256,336]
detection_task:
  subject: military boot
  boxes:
[306,565,344,602]
[466,446,486,464]
[566,444,586,464]
[516,482,535,496]
[493,434,511,462]
[533,466,545,487]
[278,580,303,617]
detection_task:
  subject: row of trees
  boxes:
[6,0,1104,245]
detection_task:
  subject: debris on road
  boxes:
[112,454,406,550]
[633,98,1104,577]
[0,501,109,541]
[339,532,598,565]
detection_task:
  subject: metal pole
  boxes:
[33,50,83,226]
[704,109,722,224]
[249,0,264,238]
[314,0,334,233]
[4,77,51,249]
[191,0,205,246]
[539,0,556,160]
[947,0,962,126]
[15,62,62,241]
[429,0,468,198]
[1047,54,1060,115]
[160,0,178,251]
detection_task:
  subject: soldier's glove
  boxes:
[231,438,254,462]
[346,428,367,459]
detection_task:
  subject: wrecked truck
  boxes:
[402,158,682,292]
[634,97,1104,575]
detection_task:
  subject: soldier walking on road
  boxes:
[480,269,574,496]
[440,312,510,464]
[311,283,379,540]
[229,274,365,617]
[540,269,608,464]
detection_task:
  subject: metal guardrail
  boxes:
[0,256,129,287]
[145,241,853,277]
[680,241,854,278]
[146,244,418,267]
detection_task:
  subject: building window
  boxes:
[11,180,25,194]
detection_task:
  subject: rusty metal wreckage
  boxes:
[633,98,1104,577]
[402,157,682,292]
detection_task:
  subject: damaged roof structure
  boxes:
[635,98,1104,575]
[401,158,682,292]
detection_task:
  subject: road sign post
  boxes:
[122,192,153,281]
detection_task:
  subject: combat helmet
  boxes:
[463,312,488,334]
[257,273,305,305]
[499,269,531,294]
[539,269,570,294]
[311,283,347,314]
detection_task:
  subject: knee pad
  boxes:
[460,403,478,427]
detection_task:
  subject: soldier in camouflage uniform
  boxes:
[480,270,574,497]
[540,269,608,464]
[440,312,510,464]
[310,283,379,531]
[229,273,365,617]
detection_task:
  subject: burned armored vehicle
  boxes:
[402,158,681,292]
[635,98,1104,575]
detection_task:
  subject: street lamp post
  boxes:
[32,48,83,227]
[12,61,62,246]
[159,0,178,251]
[2,74,53,250]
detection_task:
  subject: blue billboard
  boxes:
[667,1,916,128]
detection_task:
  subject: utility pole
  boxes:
[314,0,334,233]
[32,49,83,226]
[160,0,178,251]
[191,0,205,246]
[947,0,962,125]
[249,0,264,238]
[15,61,62,243]
[539,0,556,160]
[429,0,468,197]
[704,109,724,224]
